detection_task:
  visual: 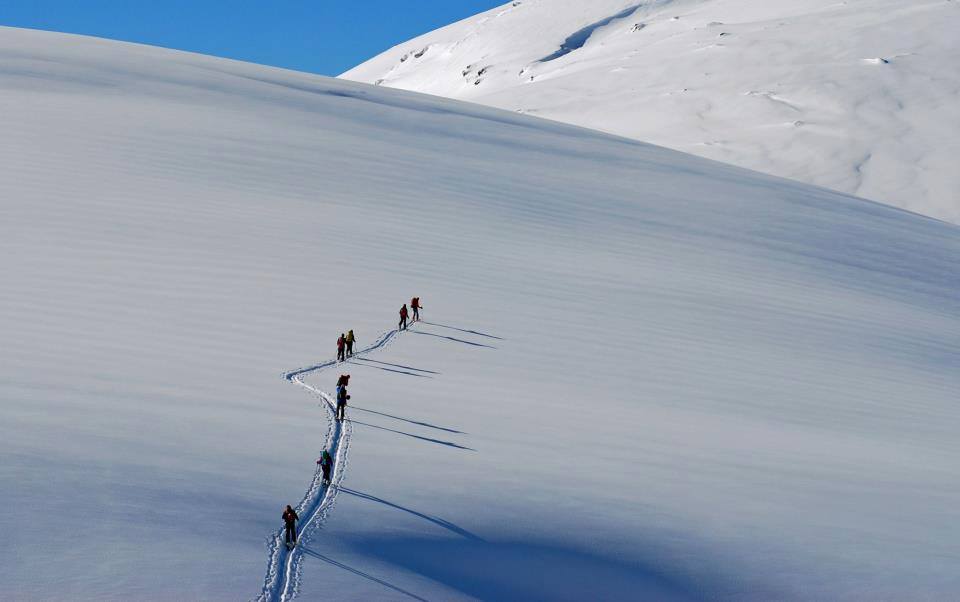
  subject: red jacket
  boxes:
[400,306,408,318]
[337,337,345,350]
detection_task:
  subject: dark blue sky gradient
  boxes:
[0,0,504,75]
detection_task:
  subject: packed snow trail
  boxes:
[258,327,402,602]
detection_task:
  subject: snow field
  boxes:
[1,25,959,600]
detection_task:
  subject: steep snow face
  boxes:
[343,0,960,223]
[3,26,960,601]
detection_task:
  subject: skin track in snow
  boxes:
[259,328,400,602]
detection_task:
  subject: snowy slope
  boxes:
[343,0,960,223]
[2,25,960,601]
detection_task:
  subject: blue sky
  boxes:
[0,0,505,75]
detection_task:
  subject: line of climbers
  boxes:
[282,296,423,549]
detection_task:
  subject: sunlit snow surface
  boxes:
[344,0,960,223]
[2,26,960,601]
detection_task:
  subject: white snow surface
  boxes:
[343,0,960,223]
[2,25,960,601]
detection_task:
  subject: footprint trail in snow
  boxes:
[257,327,402,602]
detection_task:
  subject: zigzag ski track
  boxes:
[257,327,402,602]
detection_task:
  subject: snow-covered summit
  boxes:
[343,0,960,223]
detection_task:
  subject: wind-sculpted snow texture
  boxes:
[2,25,960,601]
[344,0,960,223]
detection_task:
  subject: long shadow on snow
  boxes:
[341,487,483,542]
[419,321,504,340]
[350,420,476,451]
[347,360,433,378]
[349,536,705,602]
[300,547,428,602]
[352,405,465,434]
[539,4,642,63]
[409,330,497,349]
[352,356,441,374]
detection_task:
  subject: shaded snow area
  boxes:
[343,0,960,223]
[2,25,960,601]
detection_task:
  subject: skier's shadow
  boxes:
[350,420,475,451]
[340,487,484,542]
[409,330,497,349]
[348,360,434,378]
[352,405,464,434]
[419,321,504,340]
[352,356,441,375]
[300,547,428,601]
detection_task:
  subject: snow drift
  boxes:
[2,25,959,601]
[344,0,960,223]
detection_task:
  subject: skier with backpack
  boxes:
[411,297,422,322]
[335,383,350,421]
[346,329,356,357]
[399,304,408,331]
[336,373,350,388]
[317,450,334,485]
[282,504,299,549]
[336,333,346,362]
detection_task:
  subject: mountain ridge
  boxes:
[343,0,960,223]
